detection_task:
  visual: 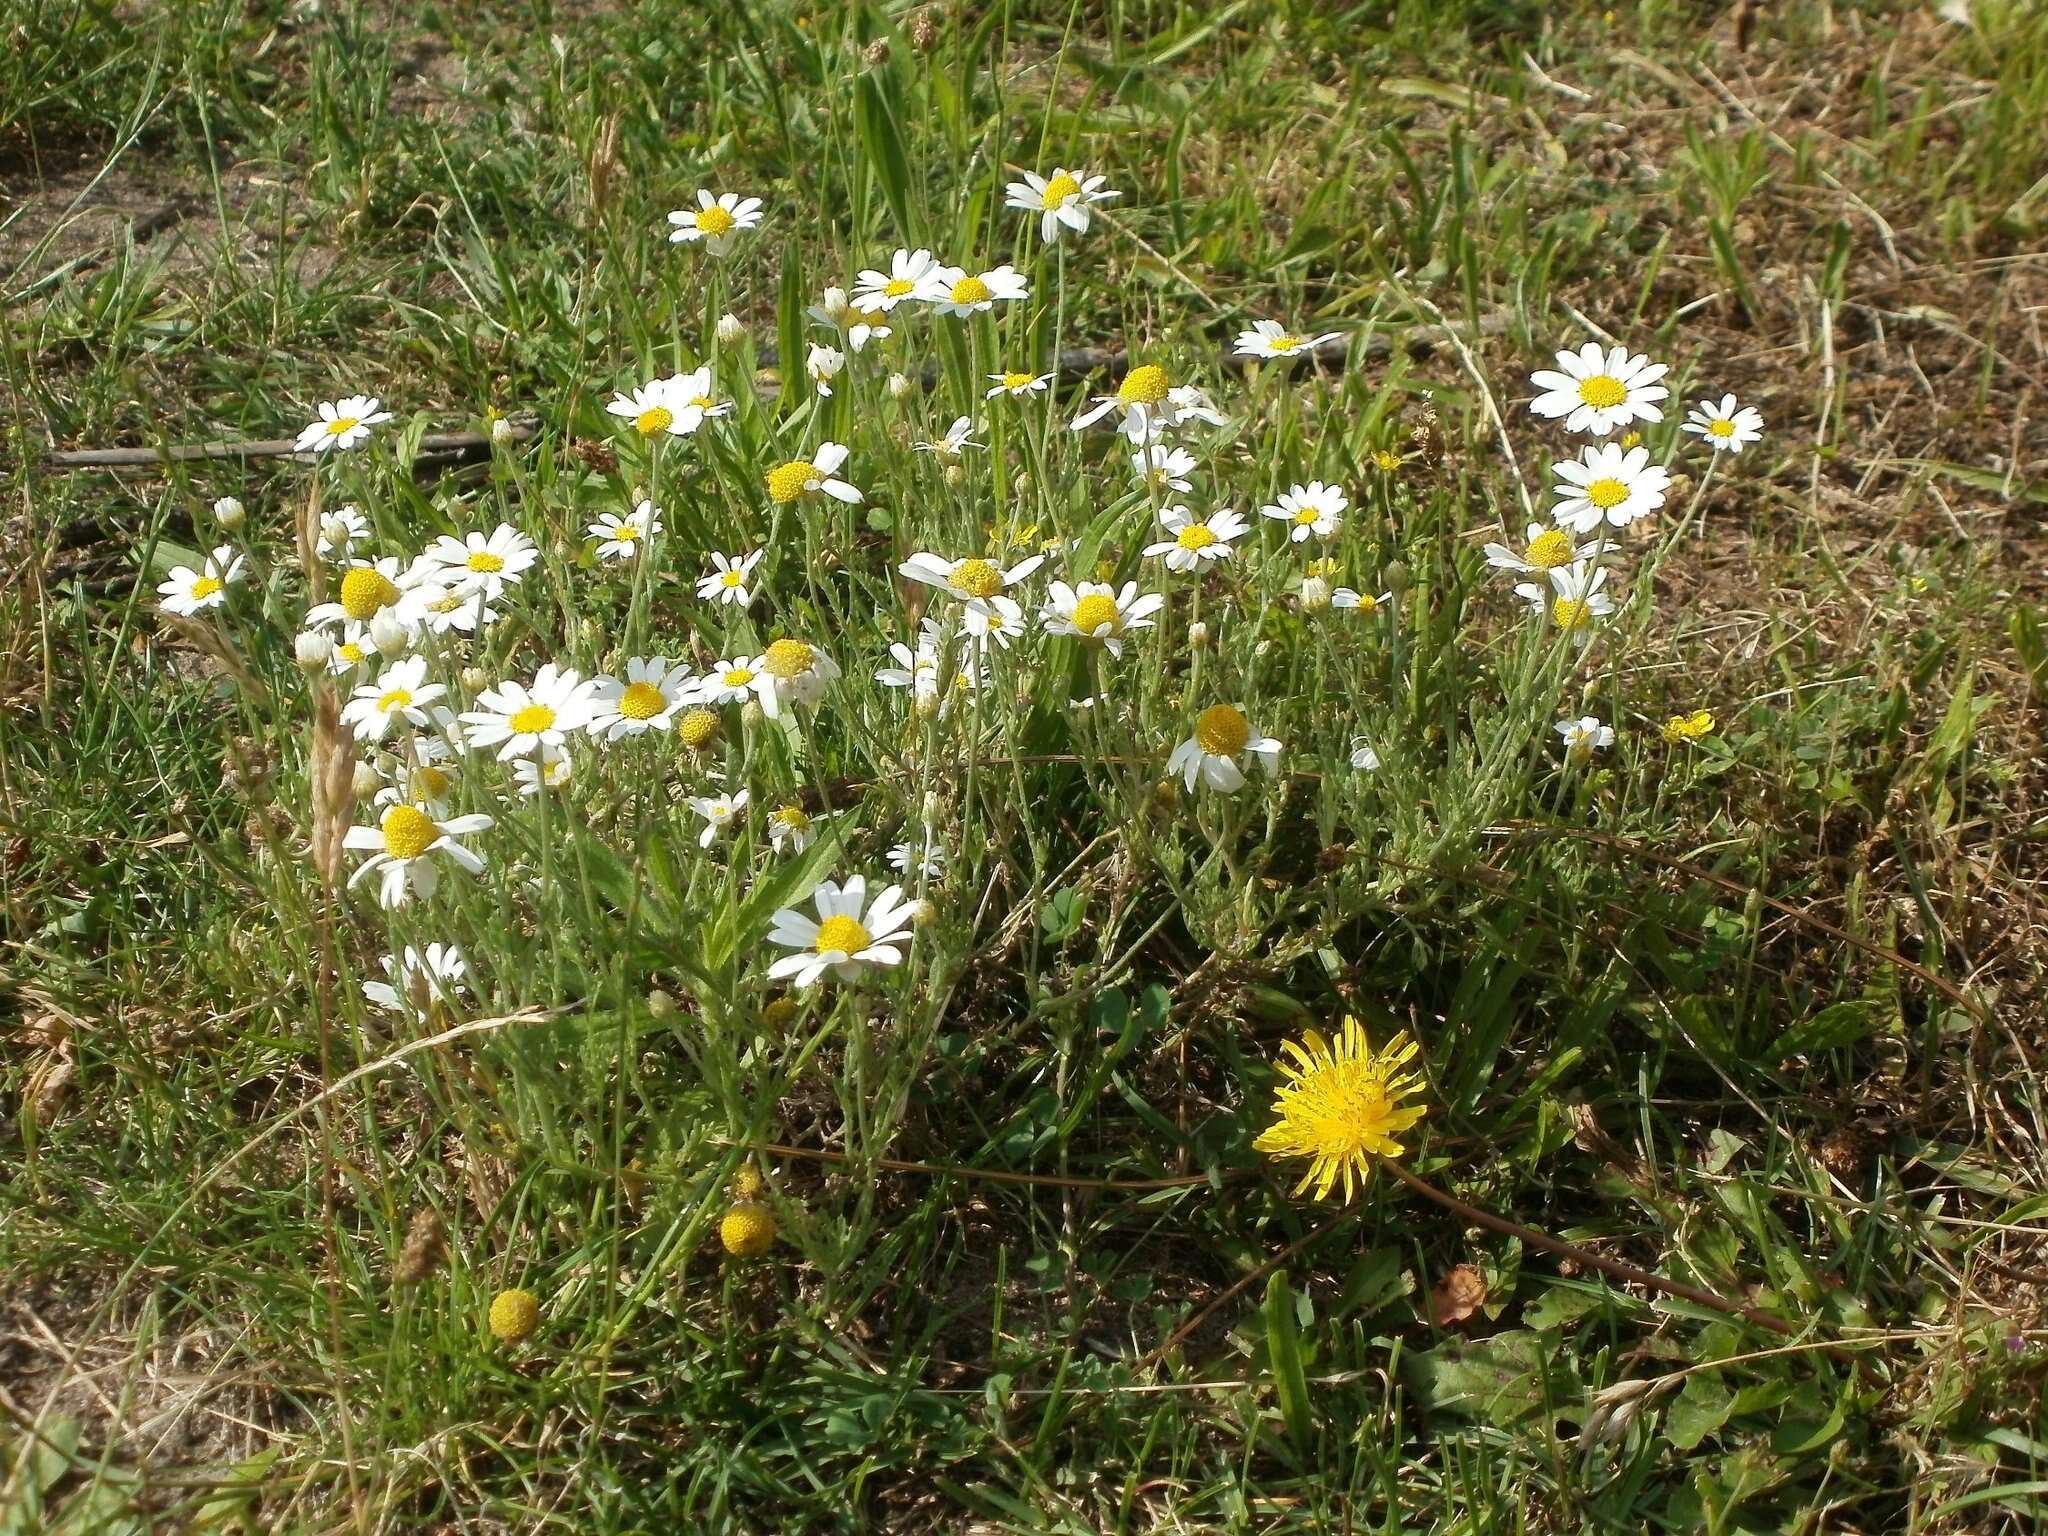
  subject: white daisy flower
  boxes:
[606,378,686,440]
[1003,167,1118,243]
[899,551,1043,646]
[1132,444,1197,494]
[418,524,537,601]
[695,656,772,709]
[806,343,846,397]
[697,549,764,605]
[1349,738,1381,772]
[765,875,917,986]
[986,369,1054,399]
[1556,716,1616,761]
[343,804,493,907]
[1261,481,1347,542]
[914,417,982,456]
[1483,522,1598,575]
[1515,560,1616,633]
[876,620,977,714]
[587,657,694,741]
[688,789,749,848]
[665,190,763,254]
[1040,580,1166,659]
[511,744,573,797]
[767,802,823,855]
[316,505,370,561]
[846,304,892,352]
[1528,344,1668,437]
[295,395,393,454]
[1142,505,1248,573]
[1682,394,1765,453]
[304,557,416,630]
[757,638,839,718]
[765,443,862,505]
[853,248,946,313]
[1073,364,1200,440]
[157,545,244,616]
[1167,705,1283,793]
[590,501,661,561]
[372,734,460,816]
[459,663,601,759]
[341,655,448,744]
[1232,319,1341,360]
[888,837,944,880]
[324,623,375,677]
[1331,587,1394,614]
[1550,442,1671,533]
[362,943,468,1020]
[928,263,1029,317]
[414,583,499,636]
[659,365,731,435]
[1164,385,1227,431]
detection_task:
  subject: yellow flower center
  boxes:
[325,416,360,436]
[1039,172,1082,209]
[1707,417,1735,438]
[679,708,720,748]
[1524,530,1576,569]
[766,460,817,503]
[1586,478,1629,510]
[814,914,870,955]
[722,667,756,687]
[619,681,666,720]
[1270,335,1301,353]
[1306,557,1338,578]
[340,567,400,620]
[949,275,992,305]
[466,550,505,573]
[337,642,364,663]
[429,593,464,613]
[1118,365,1169,405]
[1620,430,1643,449]
[720,568,745,588]
[1577,374,1627,408]
[1069,593,1122,637]
[1001,371,1037,390]
[950,558,1004,599]
[380,804,437,861]
[614,523,641,542]
[1354,592,1380,613]
[1176,525,1218,551]
[412,765,451,799]
[1552,598,1590,630]
[1373,450,1401,472]
[853,310,885,329]
[1194,704,1251,756]
[773,805,809,830]
[508,703,557,735]
[762,639,815,680]
[634,406,674,436]
[189,575,223,600]
[378,688,414,712]
[883,277,916,297]
[1293,506,1319,526]
[689,394,716,409]
[694,203,736,235]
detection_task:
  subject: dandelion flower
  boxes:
[344,803,493,907]
[1663,709,1716,743]
[765,874,917,986]
[928,262,1028,317]
[1528,343,1668,437]
[1253,1017,1426,1200]
[666,190,763,253]
[1167,704,1282,793]
[1483,522,1596,575]
[158,545,245,616]
[1556,715,1615,761]
[899,551,1043,646]
[697,549,764,605]
[1004,167,1118,243]
[1550,442,1671,533]
[1261,481,1346,542]
[764,443,862,505]
[688,789,749,848]
[1682,394,1764,453]
[460,663,601,759]
[853,248,945,312]
[316,505,370,561]
[295,395,393,454]
[986,369,1054,399]
[419,524,537,601]
[914,416,982,456]
[362,942,468,1020]
[1040,580,1165,659]
[591,501,660,561]
[1132,444,1197,495]
[806,343,846,397]
[1233,319,1340,360]
[587,657,694,741]
[1142,505,1247,573]
[1515,560,1615,633]
[342,655,449,743]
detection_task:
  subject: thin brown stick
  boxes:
[1380,1161,1793,1336]
[734,1139,1209,1192]
[42,422,535,469]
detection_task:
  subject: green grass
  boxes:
[4,1,2048,1531]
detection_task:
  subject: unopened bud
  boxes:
[369,611,410,658]
[646,988,676,1019]
[491,416,515,446]
[943,463,965,487]
[575,616,606,652]
[351,761,382,798]
[460,666,490,693]
[913,692,943,720]
[817,286,850,323]
[1187,620,1210,649]
[294,632,333,672]
[740,698,765,729]
[1299,576,1331,612]
[717,312,746,345]
[887,372,915,401]
[212,496,246,530]
[1385,560,1413,594]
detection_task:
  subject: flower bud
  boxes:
[211,496,246,530]
[943,463,964,487]
[460,666,490,693]
[369,611,410,658]
[646,988,676,1019]
[716,312,746,345]
[491,416,515,446]
[908,898,937,928]
[817,286,850,323]
[294,632,333,672]
[740,698,765,729]
[1187,619,1210,649]
[1385,560,1413,594]
[351,761,382,799]
[1298,576,1331,612]
[887,372,915,401]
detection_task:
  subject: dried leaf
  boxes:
[1432,1263,1488,1327]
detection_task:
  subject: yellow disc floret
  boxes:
[1118,365,1170,405]
[466,550,505,573]
[1001,371,1037,390]
[190,576,224,601]
[694,203,736,236]
[766,460,817,503]
[813,914,870,956]
[508,703,557,735]
[720,1201,777,1257]
[1552,598,1590,630]
[1586,478,1629,511]
[949,275,992,306]
[487,1288,540,1342]
[619,681,666,720]
[1577,374,1627,408]
[1194,704,1251,756]
[340,567,401,621]
[1176,525,1218,551]
[1069,593,1121,637]
[1524,529,1576,569]
[1039,172,1082,209]
[950,558,1004,599]
[379,804,437,861]
[678,708,721,750]
[762,639,815,679]
[633,406,674,436]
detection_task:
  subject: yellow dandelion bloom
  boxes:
[1663,709,1715,743]
[1252,1017,1426,1201]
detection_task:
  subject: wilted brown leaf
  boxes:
[1432,1263,1487,1327]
